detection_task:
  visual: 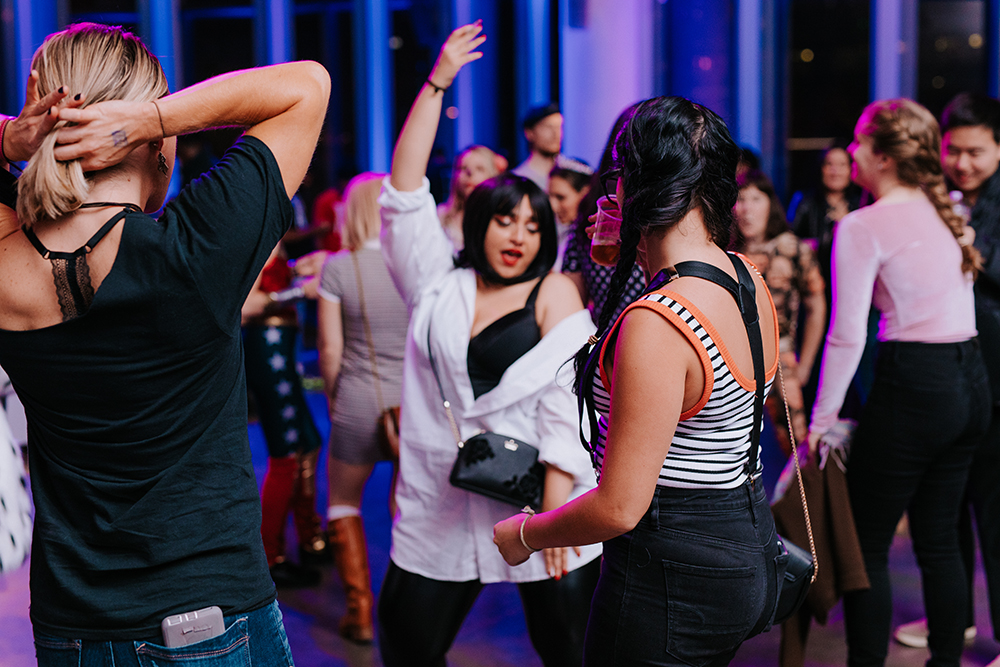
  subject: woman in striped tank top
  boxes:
[495,97,786,666]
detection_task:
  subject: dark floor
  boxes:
[1,387,998,667]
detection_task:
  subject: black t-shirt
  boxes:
[0,136,291,639]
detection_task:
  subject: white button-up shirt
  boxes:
[379,177,601,583]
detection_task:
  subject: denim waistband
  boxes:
[638,481,766,524]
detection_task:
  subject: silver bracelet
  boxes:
[519,506,538,553]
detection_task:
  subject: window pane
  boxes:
[788,0,869,196]
[918,0,986,117]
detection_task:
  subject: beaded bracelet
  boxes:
[519,506,538,553]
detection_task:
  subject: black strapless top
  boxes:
[467,277,544,398]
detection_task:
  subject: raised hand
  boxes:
[428,22,487,90]
[2,71,84,163]
[52,100,160,172]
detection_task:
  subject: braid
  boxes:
[866,98,982,276]
[922,173,981,274]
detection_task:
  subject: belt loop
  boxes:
[745,481,757,525]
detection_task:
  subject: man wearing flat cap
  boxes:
[512,102,564,190]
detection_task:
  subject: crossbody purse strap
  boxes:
[352,250,386,415]
[425,321,464,447]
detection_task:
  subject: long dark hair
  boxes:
[574,96,740,392]
[731,169,789,250]
[455,173,558,285]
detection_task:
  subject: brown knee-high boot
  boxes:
[292,449,328,562]
[327,515,374,643]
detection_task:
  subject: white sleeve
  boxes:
[378,177,456,309]
[534,364,596,485]
[809,214,880,434]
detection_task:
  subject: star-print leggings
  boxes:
[243,324,322,458]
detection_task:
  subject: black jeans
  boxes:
[843,340,990,667]
[378,557,600,667]
[583,481,784,667]
[957,405,1000,637]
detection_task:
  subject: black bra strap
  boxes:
[22,207,133,260]
[525,275,545,309]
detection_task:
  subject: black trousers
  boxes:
[843,340,991,667]
[958,404,1000,637]
[378,558,600,667]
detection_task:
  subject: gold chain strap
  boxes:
[776,360,818,585]
[352,250,386,415]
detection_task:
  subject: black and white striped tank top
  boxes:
[590,290,776,489]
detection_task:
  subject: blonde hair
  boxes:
[340,172,386,251]
[860,98,982,274]
[17,23,169,227]
[440,145,506,230]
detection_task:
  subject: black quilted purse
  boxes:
[426,328,546,510]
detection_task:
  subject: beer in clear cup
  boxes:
[590,195,622,267]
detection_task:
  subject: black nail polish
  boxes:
[47,108,51,115]
[74,94,81,101]
[58,86,65,94]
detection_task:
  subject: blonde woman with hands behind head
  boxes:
[0,22,328,664]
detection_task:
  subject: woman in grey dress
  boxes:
[317,172,410,643]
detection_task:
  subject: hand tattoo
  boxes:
[111,129,127,147]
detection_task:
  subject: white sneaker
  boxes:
[893,618,976,648]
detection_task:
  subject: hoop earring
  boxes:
[157,152,169,176]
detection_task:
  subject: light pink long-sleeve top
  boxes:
[809,198,977,434]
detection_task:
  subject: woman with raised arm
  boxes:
[494,96,785,666]
[0,23,328,664]
[377,23,601,667]
[808,99,989,667]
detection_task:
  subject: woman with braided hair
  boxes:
[808,98,989,667]
[495,96,785,666]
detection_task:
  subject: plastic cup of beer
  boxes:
[590,195,622,267]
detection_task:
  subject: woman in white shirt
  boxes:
[376,23,601,667]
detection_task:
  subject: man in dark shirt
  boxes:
[896,92,1000,660]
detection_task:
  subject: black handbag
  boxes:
[655,255,817,626]
[449,431,546,509]
[426,327,546,510]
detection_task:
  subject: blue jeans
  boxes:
[844,339,990,667]
[583,481,784,667]
[34,600,294,667]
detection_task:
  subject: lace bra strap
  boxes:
[21,207,134,260]
[21,204,138,321]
